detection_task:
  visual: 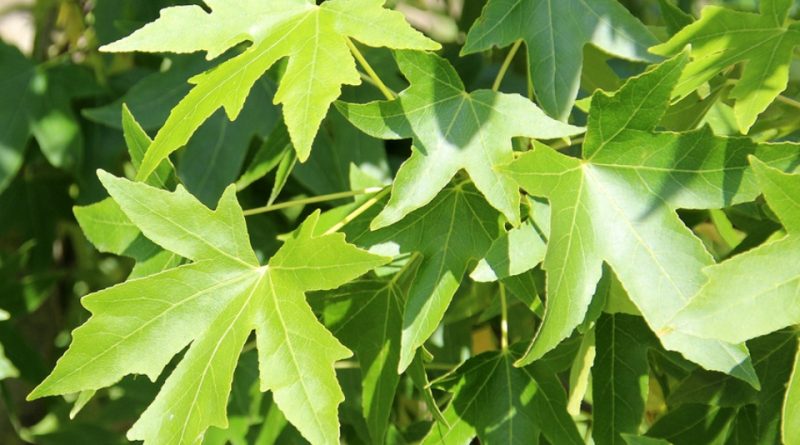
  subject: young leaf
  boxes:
[30,172,389,445]
[345,181,502,372]
[669,159,800,344]
[336,50,582,228]
[504,53,800,384]
[102,0,440,181]
[421,348,582,445]
[462,0,659,120]
[650,0,800,133]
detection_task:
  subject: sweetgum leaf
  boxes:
[669,159,800,344]
[342,181,502,372]
[462,0,659,120]
[30,172,389,445]
[650,0,800,133]
[420,348,583,445]
[336,50,582,228]
[101,0,440,181]
[504,53,800,385]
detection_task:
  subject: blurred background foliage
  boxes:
[0,0,798,444]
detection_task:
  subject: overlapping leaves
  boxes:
[337,50,582,228]
[30,171,388,444]
[463,0,659,120]
[504,53,800,383]
[102,0,439,181]
[651,0,800,133]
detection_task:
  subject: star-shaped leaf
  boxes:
[29,172,389,445]
[336,50,582,228]
[504,53,800,385]
[102,0,440,181]
[650,0,800,133]
[668,158,800,344]
[462,0,659,120]
[342,181,503,371]
[420,348,583,445]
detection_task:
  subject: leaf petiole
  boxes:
[243,187,385,216]
[346,38,397,100]
[492,39,523,92]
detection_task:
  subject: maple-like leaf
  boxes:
[29,172,389,445]
[101,0,439,181]
[336,50,582,229]
[420,348,583,445]
[504,53,800,385]
[341,181,502,371]
[461,0,659,120]
[668,159,800,344]
[650,0,800,133]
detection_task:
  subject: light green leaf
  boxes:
[421,349,582,445]
[102,0,439,181]
[74,106,181,278]
[784,345,800,445]
[593,314,656,445]
[462,0,659,120]
[650,0,800,133]
[344,182,502,372]
[30,173,389,445]
[471,197,550,283]
[336,50,582,228]
[669,159,800,344]
[504,53,800,385]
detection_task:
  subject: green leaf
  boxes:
[0,43,88,193]
[471,198,549,282]
[345,181,502,371]
[74,106,180,278]
[784,345,800,445]
[669,159,800,344]
[657,0,693,35]
[30,172,389,444]
[593,314,656,445]
[462,0,659,120]
[650,0,800,132]
[83,55,213,131]
[337,50,582,228]
[317,260,416,443]
[622,435,673,445]
[504,53,800,385]
[102,0,440,181]
[421,349,582,445]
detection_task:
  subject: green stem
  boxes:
[324,186,391,235]
[777,94,800,110]
[243,187,384,216]
[492,39,523,92]
[499,284,509,350]
[346,38,396,100]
